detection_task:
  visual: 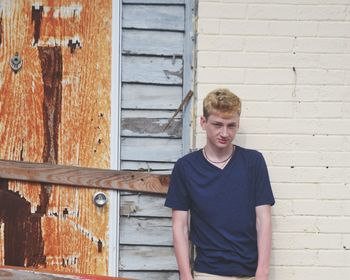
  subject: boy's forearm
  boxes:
[173,226,193,280]
[255,205,272,280]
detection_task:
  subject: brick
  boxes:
[239,118,350,135]
[245,36,294,52]
[245,69,295,84]
[275,200,350,216]
[269,166,350,184]
[297,5,347,20]
[295,38,346,53]
[220,52,270,67]
[272,183,350,200]
[272,216,350,233]
[269,21,318,37]
[197,67,245,83]
[220,20,270,35]
[197,35,244,51]
[271,266,350,280]
[320,54,350,70]
[295,69,345,85]
[318,22,350,37]
[234,135,350,152]
[264,151,350,167]
[272,233,344,249]
[197,19,221,34]
[247,4,297,20]
[269,53,320,68]
[198,3,246,19]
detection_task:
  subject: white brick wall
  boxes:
[195,0,350,279]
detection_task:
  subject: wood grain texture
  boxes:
[119,245,177,270]
[122,29,184,56]
[121,138,183,162]
[122,4,185,31]
[121,84,183,110]
[122,56,183,85]
[120,193,171,217]
[120,217,172,245]
[119,271,178,280]
[0,0,113,275]
[0,160,169,194]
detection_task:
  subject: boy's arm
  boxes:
[172,209,193,280]
[255,204,272,280]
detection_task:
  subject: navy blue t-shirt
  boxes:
[165,145,275,277]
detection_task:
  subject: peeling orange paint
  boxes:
[0,0,112,276]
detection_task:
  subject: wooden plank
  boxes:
[122,109,182,118]
[122,5,184,31]
[121,117,182,138]
[120,217,172,246]
[119,271,179,280]
[123,30,183,56]
[123,0,184,4]
[0,266,130,280]
[120,193,172,217]
[119,245,177,270]
[122,56,183,85]
[120,161,174,173]
[121,84,183,110]
[0,160,169,194]
[121,138,183,162]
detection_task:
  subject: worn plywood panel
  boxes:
[120,217,172,246]
[122,4,185,31]
[0,0,112,276]
[119,271,179,280]
[121,138,182,162]
[120,193,171,218]
[121,84,183,110]
[123,30,183,56]
[119,245,177,271]
[122,56,183,85]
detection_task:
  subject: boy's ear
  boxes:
[199,116,206,128]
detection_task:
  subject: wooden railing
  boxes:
[0,159,169,194]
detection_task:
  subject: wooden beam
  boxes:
[0,265,132,280]
[0,159,169,194]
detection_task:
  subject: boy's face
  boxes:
[200,111,240,150]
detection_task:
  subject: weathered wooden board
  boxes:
[121,84,183,110]
[121,116,182,138]
[0,266,130,280]
[123,30,184,56]
[0,0,112,275]
[122,56,183,85]
[121,138,183,162]
[119,271,179,280]
[0,160,170,194]
[120,217,172,246]
[120,193,171,217]
[123,0,184,4]
[122,4,185,31]
[120,161,174,173]
[119,245,177,270]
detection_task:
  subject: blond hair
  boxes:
[203,88,241,119]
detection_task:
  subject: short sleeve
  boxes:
[164,159,191,211]
[255,152,275,207]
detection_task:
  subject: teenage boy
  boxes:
[165,89,275,280]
